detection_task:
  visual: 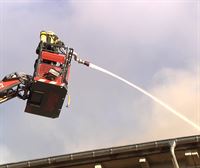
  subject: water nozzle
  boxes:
[73,52,90,67]
[83,61,90,66]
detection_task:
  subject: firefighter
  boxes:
[34,31,65,70]
[36,31,65,54]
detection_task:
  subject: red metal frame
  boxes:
[35,63,63,85]
[41,51,65,64]
[34,50,70,86]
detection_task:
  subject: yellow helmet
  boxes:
[40,30,59,44]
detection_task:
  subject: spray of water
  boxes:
[89,63,200,131]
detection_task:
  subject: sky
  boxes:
[0,0,199,164]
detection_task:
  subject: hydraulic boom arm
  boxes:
[0,72,32,104]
